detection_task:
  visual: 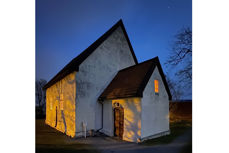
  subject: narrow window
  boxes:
[60,93,64,110]
[60,93,64,101]
[50,97,53,110]
[50,101,53,110]
[60,100,64,110]
[154,80,159,94]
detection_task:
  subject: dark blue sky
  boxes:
[36,0,192,82]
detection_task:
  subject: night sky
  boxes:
[36,0,192,97]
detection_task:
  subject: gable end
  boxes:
[137,57,172,100]
[99,57,172,101]
[43,19,138,89]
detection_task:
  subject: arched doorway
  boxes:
[114,104,124,139]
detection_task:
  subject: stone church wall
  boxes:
[45,72,76,137]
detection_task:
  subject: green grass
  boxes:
[140,120,192,146]
[36,119,100,153]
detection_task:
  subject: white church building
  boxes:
[44,20,172,143]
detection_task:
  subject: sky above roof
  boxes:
[36,0,192,98]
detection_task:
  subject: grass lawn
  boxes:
[140,120,192,145]
[36,119,100,153]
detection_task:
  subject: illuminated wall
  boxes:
[45,72,76,137]
[102,98,141,142]
[141,66,170,139]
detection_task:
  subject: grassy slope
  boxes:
[140,121,192,147]
[36,119,99,153]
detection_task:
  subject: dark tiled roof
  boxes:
[43,19,138,89]
[99,57,172,101]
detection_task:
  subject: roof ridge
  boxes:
[118,56,158,72]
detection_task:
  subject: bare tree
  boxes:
[166,27,192,98]
[36,79,47,115]
[165,74,183,100]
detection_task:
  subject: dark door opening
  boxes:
[114,107,124,139]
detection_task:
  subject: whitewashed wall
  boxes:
[101,100,114,136]
[75,26,136,136]
[141,66,169,139]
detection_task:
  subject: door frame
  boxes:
[113,103,124,139]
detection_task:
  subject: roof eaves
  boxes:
[99,94,143,102]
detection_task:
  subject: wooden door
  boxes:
[114,107,124,139]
